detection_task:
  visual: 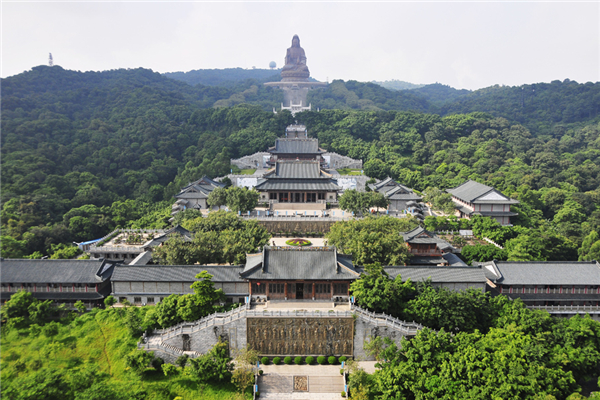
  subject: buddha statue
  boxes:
[281,34,310,82]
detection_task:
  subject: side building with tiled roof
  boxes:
[481,260,600,319]
[172,176,225,215]
[370,177,422,212]
[1,259,118,309]
[446,180,519,226]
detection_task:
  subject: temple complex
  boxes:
[264,35,327,115]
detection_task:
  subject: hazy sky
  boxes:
[2,1,599,90]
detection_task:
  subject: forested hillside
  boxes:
[1,65,600,262]
[164,67,281,87]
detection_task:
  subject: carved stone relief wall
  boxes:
[247,317,353,356]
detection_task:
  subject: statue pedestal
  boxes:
[264,81,328,115]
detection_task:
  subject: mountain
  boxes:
[372,79,425,91]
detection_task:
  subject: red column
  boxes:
[312,282,315,299]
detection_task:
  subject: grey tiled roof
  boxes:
[1,259,114,283]
[273,162,322,179]
[447,180,518,205]
[446,180,494,202]
[175,176,225,200]
[254,180,341,191]
[483,261,600,285]
[384,266,487,283]
[241,246,359,280]
[111,265,245,282]
[271,139,322,154]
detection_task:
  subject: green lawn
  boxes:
[239,169,256,175]
[337,168,363,175]
[1,308,247,400]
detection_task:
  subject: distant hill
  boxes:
[409,83,471,106]
[164,68,282,87]
[372,79,425,91]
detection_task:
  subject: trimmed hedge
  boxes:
[328,356,337,365]
[261,357,269,365]
[284,356,293,365]
[339,356,347,363]
[317,356,327,365]
[273,357,281,365]
[305,356,315,365]
[294,356,303,365]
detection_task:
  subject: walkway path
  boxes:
[258,364,345,399]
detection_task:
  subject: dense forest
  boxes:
[1,65,600,261]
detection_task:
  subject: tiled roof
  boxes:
[111,265,245,282]
[254,180,341,191]
[273,162,322,179]
[384,266,487,283]
[482,261,600,286]
[446,180,494,202]
[272,139,322,154]
[447,180,519,205]
[241,246,359,280]
[175,176,225,199]
[1,259,115,283]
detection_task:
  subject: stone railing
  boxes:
[151,304,251,341]
[351,304,424,336]
[138,340,202,359]
[528,304,600,313]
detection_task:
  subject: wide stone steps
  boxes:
[258,374,344,394]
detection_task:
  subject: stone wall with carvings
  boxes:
[247,317,353,356]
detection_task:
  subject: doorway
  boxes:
[296,283,304,300]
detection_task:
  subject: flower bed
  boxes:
[285,238,312,247]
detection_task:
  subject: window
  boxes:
[318,193,325,200]
[269,193,277,200]
[159,297,165,302]
[306,193,316,202]
[334,283,348,295]
[315,283,330,294]
[134,297,142,304]
[269,283,284,294]
[147,297,155,304]
[252,282,266,294]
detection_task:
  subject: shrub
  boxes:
[273,357,281,365]
[340,368,344,375]
[151,356,165,370]
[284,356,293,365]
[175,354,189,368]
[328,356,337,365]
[285,238,312,247]
[261,356,269,365]
[305,356,315,365]
[339,356,347,363]
[317,356,327,365]
[258,369,263,375]
[255,392,260,398]
[294,356,303,365]
[341,391,347,397]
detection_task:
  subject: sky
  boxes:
[2,1,599,90]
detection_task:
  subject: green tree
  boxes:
[338,190,389,215]
[207,187,227,208]
[154,294,182,328]
[350,263,414,315]
[190,271,225,316]
[579,230,600,261]
[188,340,233,382]
[326,216,416,265]
[125,350,155,378]
[225,186,259,213]
[104,295,116,308]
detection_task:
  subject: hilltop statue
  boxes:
[264,34,327,115]
[281,35,310,82]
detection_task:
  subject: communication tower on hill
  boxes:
[49,53,54,67]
